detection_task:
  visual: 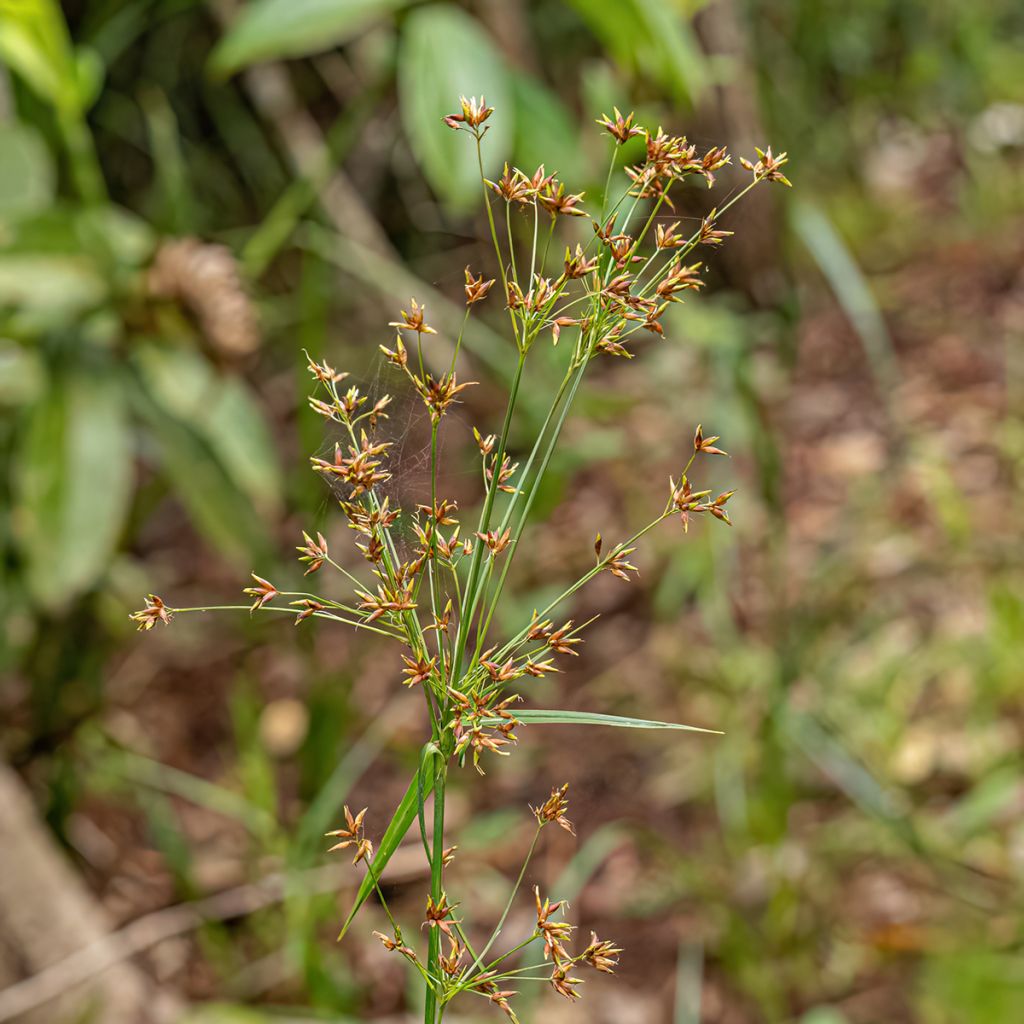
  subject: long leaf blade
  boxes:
[508,709,721,734]
[210,0,404,76]
[337,762,435,940]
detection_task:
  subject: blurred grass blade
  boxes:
[674,941,704,1024]
[398,4,512,209]
[292,706,401,866]
[102,747,278,836]
[133,345,282,517]
[790,199,899,391]
[13,368,132,610]
[337,762,435,939]
[509,709,722,734]
[210,0,405,76]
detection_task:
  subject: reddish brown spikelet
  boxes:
[290,598,324,623]
[532,783,575,835]
[464,266,495,305]
[401,653,437,687]
[297,531,328,574]
[694,423,728,457]
[583,932,622,974]
[423,893,459,936]
[374,930,418,962]
[389,298,437,336]
[740,146,792,186]
[535,886,574,963]
[326,805,374,864]
[443,95,494,131]
[596,107,642,144]
[550,965,584,1001]
[243,574,277,612]
[130,594,173,631]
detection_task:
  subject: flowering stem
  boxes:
[424,757,448,1024]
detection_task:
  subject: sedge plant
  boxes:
[133,97,790,1021]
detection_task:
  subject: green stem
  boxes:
[424,757,448,1023]
[466,825,542,978]
[451,351,527,688]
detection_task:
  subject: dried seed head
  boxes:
[475,528,513,556]
[389,298,437,335]
[379,334,408,367]
[326,805,374,864]
[148,238,260,357]
[699,209,733,246]
[374,930,418,961]
[130,594,173,631]
[532,783,575,835]
[401,653,437,687]
[535,886,574,964]
[596,107,642,144]
[443,95,494,131]
[439,935,464,976]
[583,932,622,974]
[694,424,728,456]
[290,598,324,623]
[564,243,598,279]
[740,146,792,186]
[655,221,686,250]
[547,620,583,656]
[423,893,459,936]
[243,574,278,612]
[297,531,328,574]
[550,965,584,1001]
[305,350,348,384]
[464,266,495,305]
[539,180,586,218]
[604,545,639,582]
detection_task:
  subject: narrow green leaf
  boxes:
[337,762,435,939]
[508,709,722,734]
[397,5,512,209]
[210,0,405,76]
[13,369,133,610]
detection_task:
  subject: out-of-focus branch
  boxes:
[0,765,180,1024]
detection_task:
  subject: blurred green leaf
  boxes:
[0,6,67,105]
[512,74,584,184]
[210,0,405,75]
[398,5,512,208]
[0,0,82,110]
[13,368,133,609]
[0,253,105,317]
[0,341,44,406]
[133,345,282,517]
[566,0,706,104]
[0,123,55,222]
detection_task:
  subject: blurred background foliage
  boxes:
[1,0,1023,1022]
